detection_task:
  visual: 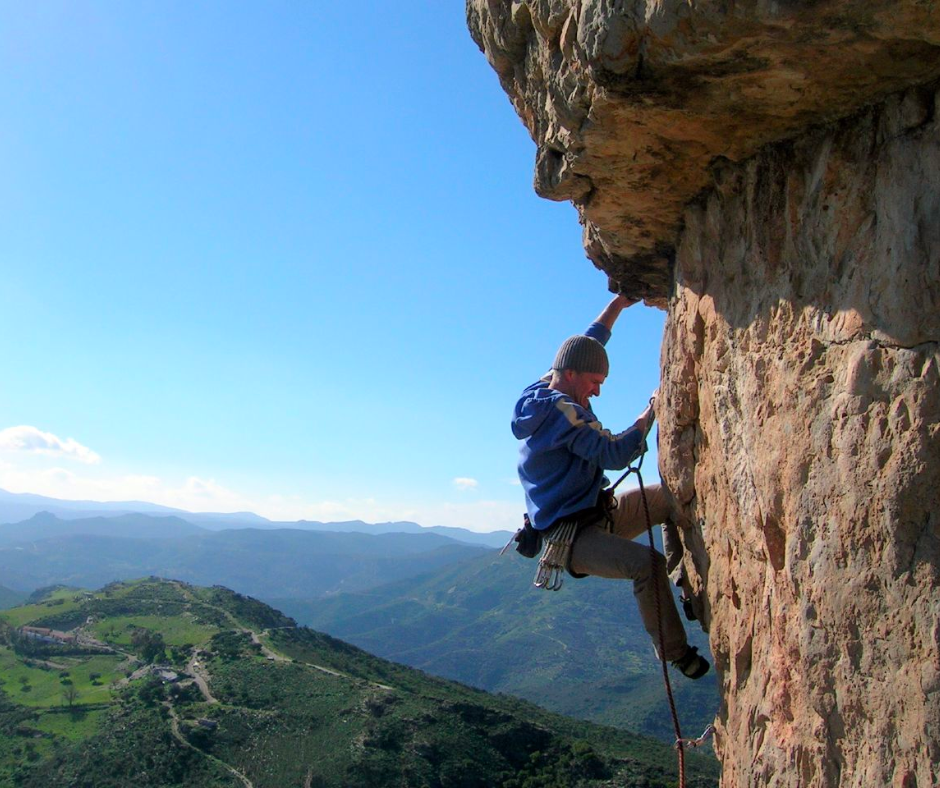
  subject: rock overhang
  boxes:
[467,0,940,302]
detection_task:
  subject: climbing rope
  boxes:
[613,398,693,788]
[629,460,688,787]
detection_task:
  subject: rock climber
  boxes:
[511,293,709,679]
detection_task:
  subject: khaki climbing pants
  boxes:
[567,483,689,662]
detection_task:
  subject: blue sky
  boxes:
[0,3,665,532]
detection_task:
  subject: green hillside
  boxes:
[0,578,718,787]
[273,550,719,742]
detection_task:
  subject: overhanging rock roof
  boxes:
[467,0,940,301]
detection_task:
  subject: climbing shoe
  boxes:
[671,646,710,680]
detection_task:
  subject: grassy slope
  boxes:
[0,578,720,788]
[274,550,720,742]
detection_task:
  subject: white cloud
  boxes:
[0,465,109,500]
[180,477,229,498]
[44,467,78,485]
[122,475,162,490]
[452,477,479,491]
[0,425,101,464]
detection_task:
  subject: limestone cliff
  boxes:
[469,2,940,785]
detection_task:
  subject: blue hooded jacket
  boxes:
[511,322,645,531]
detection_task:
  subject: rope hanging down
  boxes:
[612,399,700,788]
[627,458,690,787]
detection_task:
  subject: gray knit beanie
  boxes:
[552,335,609,375]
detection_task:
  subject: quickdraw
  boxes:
[676,724,715,750]
[533,519,579,591]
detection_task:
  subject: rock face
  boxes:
[468,0,940,301]
[660,93,940,786]
[469,2,940,786]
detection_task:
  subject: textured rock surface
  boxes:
[468,0,940,300]
[470,2,940,786]
[659,89,940,786]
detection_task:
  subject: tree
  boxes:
[62,684,79,707]
[130,628,166,663]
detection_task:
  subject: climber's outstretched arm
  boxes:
[593,294,639,332]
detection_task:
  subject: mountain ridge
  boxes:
[0,511,210,545]
[0,585,22,609]
[0,487,511,547]
[0,520,489,600]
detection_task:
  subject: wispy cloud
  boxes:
[157,477,249,512]
[0,426,101,464]
[0,464,251,514]
[0,464,520,533]
[285,496,519,533]
[452,477,479,491]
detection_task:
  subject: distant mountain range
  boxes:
[0,577,719,788]
[0,487,511,547]
[0,511,489,599]
[272,549,719,742]
[0,584,22,609]
[0,511,209,544]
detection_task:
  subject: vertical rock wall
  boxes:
[468,2,940,783]
[659,87,940,786]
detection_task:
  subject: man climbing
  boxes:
[511,293,709,679]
